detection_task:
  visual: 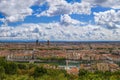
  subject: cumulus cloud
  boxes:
[94,10,120,29]
[83,0,120,9]
[60,14,81,25]
[0,0,120,41]
[0,23,120,41]
[72,2,91,15]
[34,0,46,5]
[0,0,91,24]
[36,0,71,17]
[0,0,38,22]
[37,0,91,17]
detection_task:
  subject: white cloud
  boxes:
[37,0,71,16]
[0,23,120,41]
[0,0,91,23]
[0,0,120,41]
[34,0,46,6]
[0,0,38,22]
[72,2,91,15]
[94,10,120,29]
[37,0,91,17]
[83,0,120,9]
[60,14,81,25]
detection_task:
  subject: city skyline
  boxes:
[0,0,120,41]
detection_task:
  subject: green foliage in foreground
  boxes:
[0,57,120,80]
[78,69,120,80]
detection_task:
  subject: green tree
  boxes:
[33,67,47,77]
[17,63,28,70]
[0,57,6,66]
[4,62,18,75]
[104,71,112,76]
[0,66,6,80]
[78,69,89,76]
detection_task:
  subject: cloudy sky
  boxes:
[0,0,120,41]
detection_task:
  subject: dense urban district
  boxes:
[0,41,120,80]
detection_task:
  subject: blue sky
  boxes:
[0,0,120,41]
[0,1,111,26]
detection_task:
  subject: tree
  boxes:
[0,66,6,80]
[33,67,47,77]
[0,57,6,66]
[78,69,89,76]
[18,63,28,70]
[94,70,104,75]
[4,62,18,75]
[104,71,112,76]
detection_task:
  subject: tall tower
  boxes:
[47,40,50,46]
[36,39,39,46]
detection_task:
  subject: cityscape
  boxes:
[0,40,120,79]
[0,0,120,80]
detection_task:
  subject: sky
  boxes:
[0,0,120,41]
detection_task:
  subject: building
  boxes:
[96,63,109,71]
[80,62,120,72]
[67,67,79,75]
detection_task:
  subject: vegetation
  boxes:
[0,57,120,80]
[0,48,5,50]
[78,70,120,80]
